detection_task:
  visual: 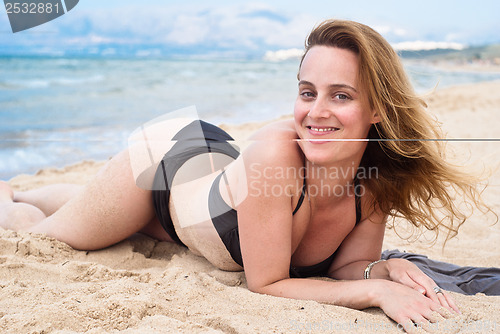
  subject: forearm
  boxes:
[255,277,386,310]
[329,260,390,281]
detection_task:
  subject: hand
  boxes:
[375,279,455,333]
[384,258,460,314]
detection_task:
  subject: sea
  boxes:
[1,55,500,180]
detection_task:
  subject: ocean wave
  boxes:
[2,57,500,179]
[2,75,105,89]
[0,127,129,179]
[5,75,105,88]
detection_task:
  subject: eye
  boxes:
[300,91,315,99]
[334,93,350,101]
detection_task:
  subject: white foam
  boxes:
[263,48,303,61]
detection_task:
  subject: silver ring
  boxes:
[433,286,443,294]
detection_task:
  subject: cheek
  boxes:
[294,98,306,115]
[336,110,358,128]
[293,99,307,123]
[339,107,372,133]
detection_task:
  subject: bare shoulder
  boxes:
[249,119,298,141]
[244,119,302,167]
[225,119,303,207]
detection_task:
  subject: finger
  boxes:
[406,270,435,296]
[412,316,431,333]
[441,291,461,314]
[423,308,442,323]
[398,319,420,334]
[419,319,437,333]
[406,307,443,333]
[433,305,455,319]
[436,291,452,310]
[421,310,444,333]
[413,284,426,295]
[406,315,428,333]
[399,273,426,295]
[430,288,457,315]
[422,283,444,304]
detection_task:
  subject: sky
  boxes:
[1,0,500,58]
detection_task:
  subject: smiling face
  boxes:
[294,45,380,166]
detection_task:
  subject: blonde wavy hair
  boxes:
[300,19,494,242]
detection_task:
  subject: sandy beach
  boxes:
[1,80,500,333]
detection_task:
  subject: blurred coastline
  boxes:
[1,46,500,180]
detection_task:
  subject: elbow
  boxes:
[247,282,267,294]
[245,270,290,295]
[247,278,285,296]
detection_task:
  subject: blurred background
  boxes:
[1,0,500,179]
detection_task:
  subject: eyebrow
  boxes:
[298,80,358,93]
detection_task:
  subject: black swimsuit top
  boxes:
[288,176,362,278]
[210,172,363,278]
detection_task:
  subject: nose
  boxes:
[307,96,331,119]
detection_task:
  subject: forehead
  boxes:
[299,46,360,87]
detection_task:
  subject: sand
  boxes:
[1,81,500,333]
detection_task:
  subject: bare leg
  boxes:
[0,181,46,231]
[12,183,174,242]
[0,181,13,202]
[2,149,162,250]
[14,184,83,216]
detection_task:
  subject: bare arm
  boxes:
[327,198,459,315]
[238,159,378,308]
[256,275,386,309]
[237,141,457,330]
[327,201,387,280]
[236,145,445,330]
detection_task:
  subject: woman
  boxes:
[0,19,494,330]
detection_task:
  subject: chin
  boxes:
[301,140,366,166]
[301,142,339,165]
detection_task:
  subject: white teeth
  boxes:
[309,127,337,132]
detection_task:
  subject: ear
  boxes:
[370,109,381,124]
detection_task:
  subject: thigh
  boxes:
[28,149,155,250]
[15,184,83,216]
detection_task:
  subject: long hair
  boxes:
[300,19,494,242]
